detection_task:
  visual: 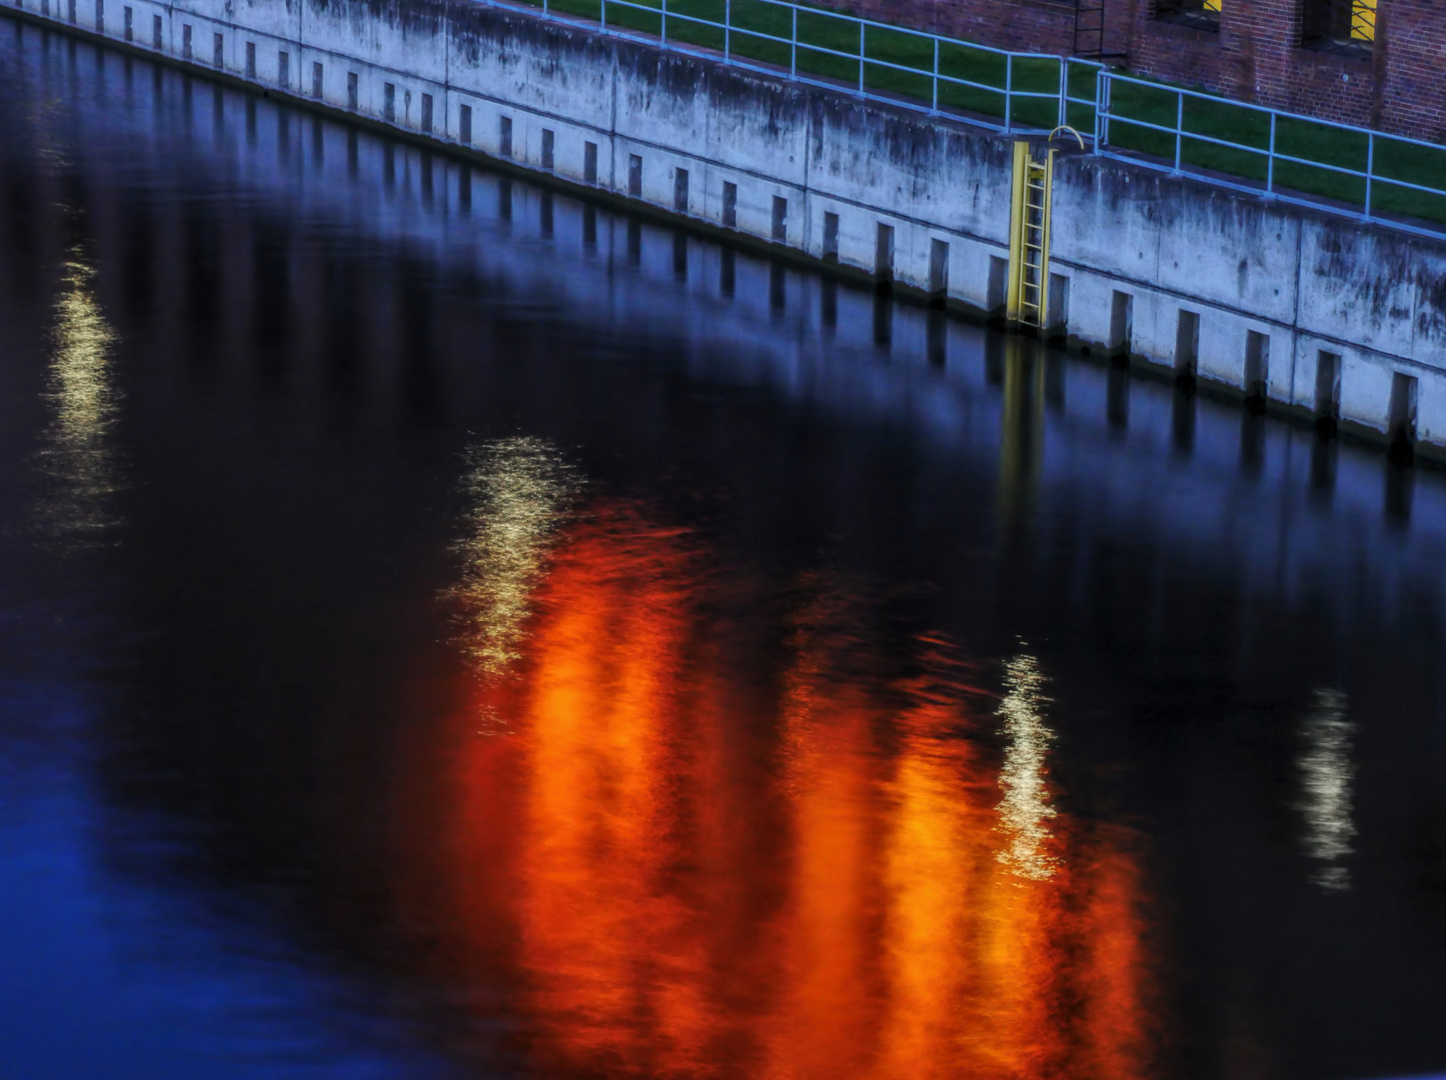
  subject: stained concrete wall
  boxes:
[9,0,1446,455]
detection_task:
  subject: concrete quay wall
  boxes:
[8,0,1446,456]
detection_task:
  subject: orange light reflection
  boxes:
[421,507,1156,1080]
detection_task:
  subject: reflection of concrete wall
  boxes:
[8,0,1446,453]
[7,28,1446,633]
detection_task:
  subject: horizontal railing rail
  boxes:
[484,0,1446,238]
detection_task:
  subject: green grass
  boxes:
[518,0,1446,227]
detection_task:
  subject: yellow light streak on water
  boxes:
[34,251,121,547]
[994,651,1058,881]
[449,436,577,679]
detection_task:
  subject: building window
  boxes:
[1303,0,1375,55]
[1156,0,1220,31]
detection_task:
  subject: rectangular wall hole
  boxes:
[421,93,434,136]
[1390,371,1418,444]
[499,116,512,157]
[583,141,597,184]
[383,83,396,123]
[69,0,76,24]
[347,72,359,111]
[1110,290,1134,358]
[94,0,103,33]
[213,32,223,68]
[459,103,473,145]
[278,50,289,89]
[123,6,131,41]
[929,239,949,299]
[822,211,839,262]
[1046,273,1070,337]
[674,167,689,213]
[312,62,323,99]
[182,23,191,58]
[987,256,1007,315]
[875,223,894,281]
[772,196,788,243]
[722,182,737,229]
[1315,351,1341,423]
[1175,309,1200,379]
[541,128,554,171]
[245,42,256,79]
[151,13,161,48]
[628,154,642,198]
[1244,330,1270,402]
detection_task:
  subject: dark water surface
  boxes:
[2,18,1445,1080]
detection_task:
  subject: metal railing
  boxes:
[1094,70,1446,240]
[484,0,1446,237]
[501,0,1102,134]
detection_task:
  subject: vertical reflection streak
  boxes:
[995,652,1057,881]
[450,436,575,681]
[1297,687,1355,890]
[35,247,122,546]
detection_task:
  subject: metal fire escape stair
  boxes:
[1073,0,1128,62]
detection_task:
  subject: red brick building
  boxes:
[833,0,1446,141]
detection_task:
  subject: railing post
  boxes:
[1004,54,1012,134]
[661,0,667,45]
[858,22,865,96]
[1095,68,1108,151]
[791,7,796,78]
[1266,112,1276,196]
[1364,131,1374,220]
[723,0,729,60]
[601,0,606,29]
[932,37,939,115]
[1173,92,1183,174]
[1058,58,1068,131]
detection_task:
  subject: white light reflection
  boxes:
[1297,687,1355,891]
[994,650,1057,881]
[34,250,122,547]
[450,436,577,681]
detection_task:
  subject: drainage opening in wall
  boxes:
[1315,350,1341,436]
[822,212,839,262]
[874,223,894,292]
[1389,371,1418,465]
[987,256,1007,322]
[1045,273,1069,341]
[1175,309,1200,389]
[1244,330,1270,412]
[1110,291,1133,365]
[929,239,950,306]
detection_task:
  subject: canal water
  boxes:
[2,18,1445,1080]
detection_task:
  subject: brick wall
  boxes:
[811,0,1445,142]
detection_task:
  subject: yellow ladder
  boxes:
[1007,142,1054,332]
